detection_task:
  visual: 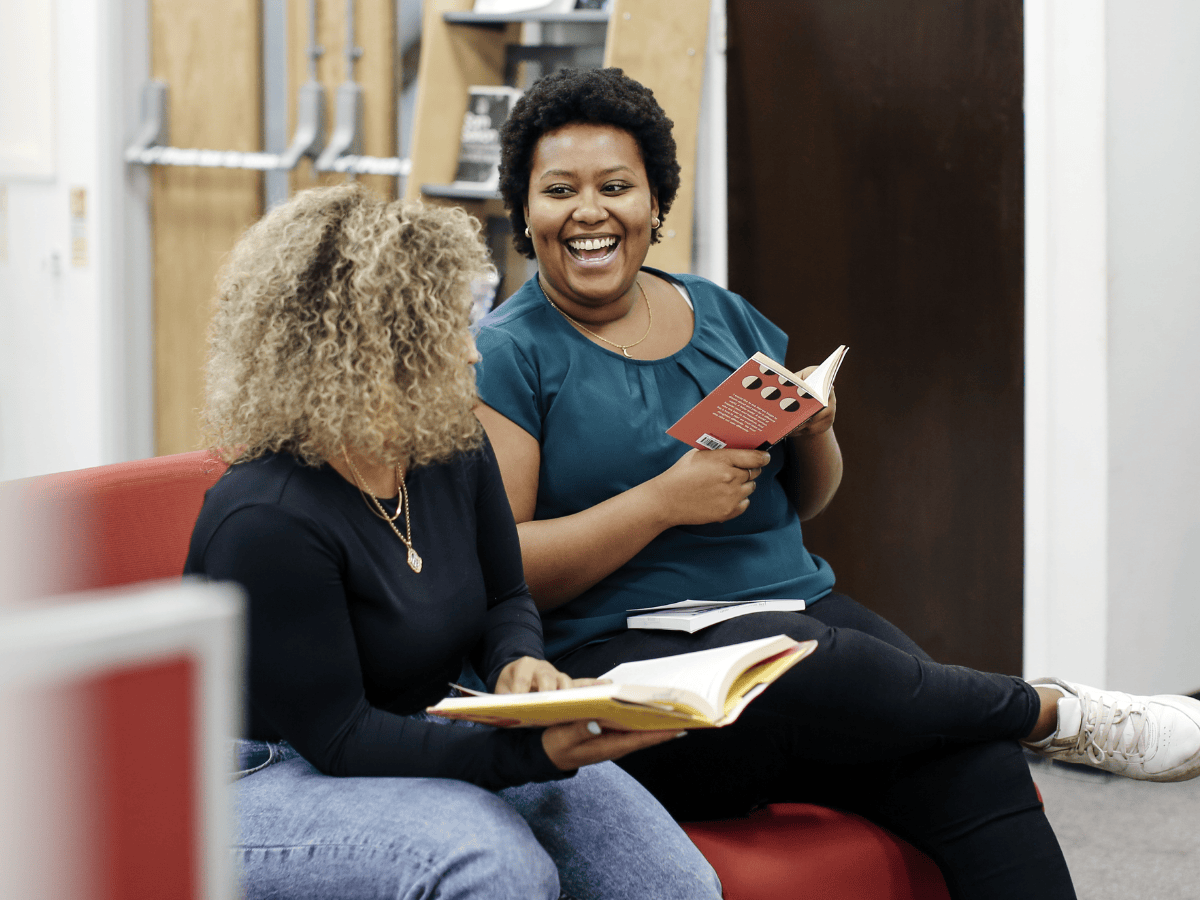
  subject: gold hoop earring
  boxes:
[651,216,661,229]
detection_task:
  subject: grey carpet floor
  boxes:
[1029,754,1200,899]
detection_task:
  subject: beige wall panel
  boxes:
[288,0,397,199]
[605,0,710,274]
[151,1,262,456]
[406,0,518,201]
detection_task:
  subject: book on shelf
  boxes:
[627,598,807,633]
[427,635,816,731]
[473,0,579,13]
[450,86,523,192]
[667,345,848,451]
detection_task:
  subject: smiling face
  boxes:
[524,122,659,317]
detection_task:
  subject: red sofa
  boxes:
[18,451,951,900]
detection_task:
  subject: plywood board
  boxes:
[151,0,262,456]
[406,0,518,200]
[287,0,397,199]
[605,0,711,275]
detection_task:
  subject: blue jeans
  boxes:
[232,733,721,900]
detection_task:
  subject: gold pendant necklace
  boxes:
[544,279,652,358]
[342,450,423,574]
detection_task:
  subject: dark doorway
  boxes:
[726,0,1024,673]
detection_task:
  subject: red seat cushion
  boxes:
[11,451,227,595]
[681,804,950,900]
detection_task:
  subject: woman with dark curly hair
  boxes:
[185,183,722,900]
[473,67,1200,900]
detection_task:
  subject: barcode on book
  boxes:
[696,433,727,450]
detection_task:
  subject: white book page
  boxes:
[628,599,807,632]
[599,635,789,713]
[754,346,846,405]
[627,599,741,613]
[802,345,848,403]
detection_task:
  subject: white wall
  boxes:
[1104,0,1200,695]
[1023,0,1110,688]
[1025,0,1200,694]
[692,0,727,287]
[0,0,152,482]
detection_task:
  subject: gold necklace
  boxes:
[352,467,403,524]
[342,450,423,574]
[544,279,652,358]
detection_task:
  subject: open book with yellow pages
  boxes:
[427,635,815,731]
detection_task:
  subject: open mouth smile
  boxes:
[566,236,619,262]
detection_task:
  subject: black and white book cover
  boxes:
[452,86,523,190]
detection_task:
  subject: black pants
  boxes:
[556,593,1076,900]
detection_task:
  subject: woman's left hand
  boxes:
[788,364,836,438]
[495,656,596,693]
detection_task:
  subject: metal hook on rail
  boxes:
[124,81,280,169]
[123,0,408,178]
[314,0,364,173]
[124,81,168,161]
[278,0,327,170]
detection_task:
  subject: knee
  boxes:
[236,775,561,900]
[412,787,561,900]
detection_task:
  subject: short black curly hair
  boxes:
[499,67,681,259]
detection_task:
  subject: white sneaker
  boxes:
[1024,678,1200,782]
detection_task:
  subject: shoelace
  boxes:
[1073,689,1149,764]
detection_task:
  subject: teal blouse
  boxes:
[475,269,835,659]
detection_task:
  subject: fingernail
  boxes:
[586,721,602,736]
[674,731,688,739]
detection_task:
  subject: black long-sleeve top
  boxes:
[184,439,569,789]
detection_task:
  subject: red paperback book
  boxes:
[666,346,848,450]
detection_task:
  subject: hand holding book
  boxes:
[429,636,817,732]
[490,655,690,771]
[787,361,838,437]
[667,346,847,451]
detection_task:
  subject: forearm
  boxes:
[517,478,676,611]
[784,428,843,521]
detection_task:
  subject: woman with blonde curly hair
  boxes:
[185,184,721,900]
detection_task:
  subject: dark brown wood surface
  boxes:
[726,0,1024,672]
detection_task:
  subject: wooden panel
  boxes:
[605,0,710,274]
[287,0,397,199]
[151,1,262,456]
[406,0,518,201]
[726,1,1025,673]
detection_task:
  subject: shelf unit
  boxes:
[406,0,711,299]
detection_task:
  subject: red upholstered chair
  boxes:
[12,451,953,899]
[4,452,238,900]
[682,805,950,900]
[11,450,228,597]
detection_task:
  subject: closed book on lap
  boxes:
[627,598,807,633]
[427,635,816,731]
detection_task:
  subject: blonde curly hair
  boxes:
[203,183,490,469]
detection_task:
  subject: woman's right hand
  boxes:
[541,721,684,771]
[652,448,772,526]
[477,402,773,608]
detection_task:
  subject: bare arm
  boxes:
[475,403,770,612]
[779,381,843,521]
